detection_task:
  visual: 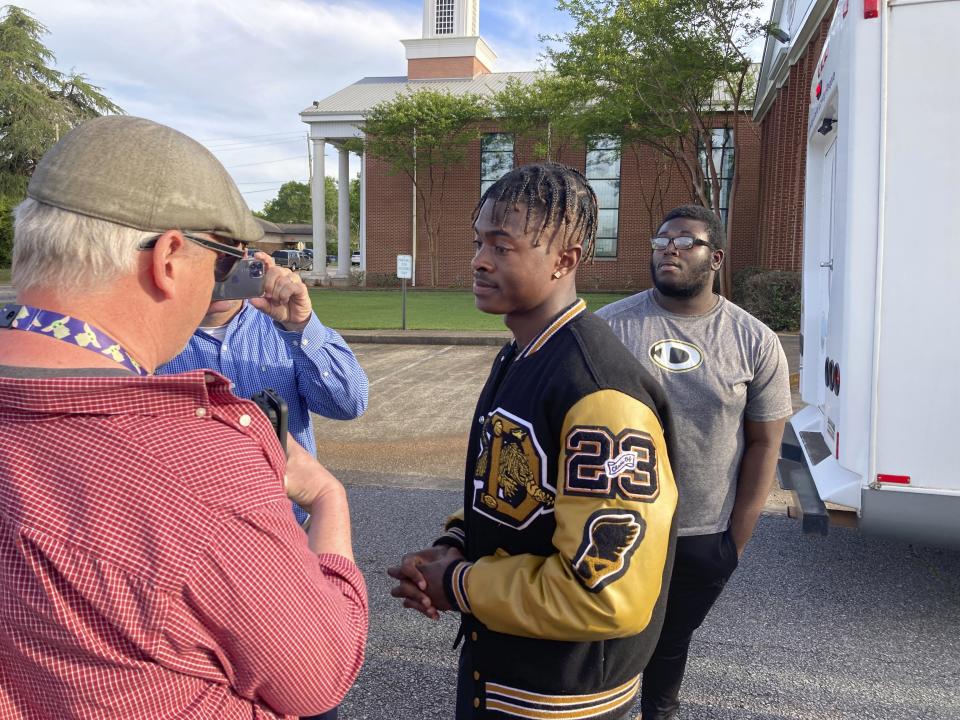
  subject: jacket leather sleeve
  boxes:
[444,389,678,642]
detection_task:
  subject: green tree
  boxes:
[349,176,360,245]
[0,5,121,266]
[491,74,591,162]
[548,0,767,295]
[256,175,361,254]
[362,89,488,286]
[255,180,313,224]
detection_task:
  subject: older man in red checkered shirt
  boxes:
[0,117,367,719]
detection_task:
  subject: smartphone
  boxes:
[250,388,288,456]
[211,258,266,301]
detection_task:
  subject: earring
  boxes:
[553,270,562,279]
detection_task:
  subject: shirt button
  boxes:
[470,631,478,642]
[473,671,480,681]
[238,414,252,427]
[302,338,310,346]
[322,371,330,378]
[204,374,216,384]
[473,698,480,709]
[260,365,267,372]
[195,407,207,418]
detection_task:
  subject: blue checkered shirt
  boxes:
[158,303,368,523]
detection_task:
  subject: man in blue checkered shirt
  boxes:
[158,250,369,528]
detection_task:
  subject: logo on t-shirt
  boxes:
[649,339,703,372]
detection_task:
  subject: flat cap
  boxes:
[28,115,264,243]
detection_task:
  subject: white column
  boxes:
[310,137,327,278]
[359,149,366,273]
[335,145,351,279]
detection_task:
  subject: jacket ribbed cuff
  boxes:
[443,560,474,614]
[432,524,466,552]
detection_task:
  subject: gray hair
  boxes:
[12,198,154,294]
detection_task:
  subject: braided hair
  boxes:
[472,162,599,262]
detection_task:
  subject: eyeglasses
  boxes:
[650,235,713,251]
[139,232,245,281]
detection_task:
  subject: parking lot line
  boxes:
[367,345,455,387]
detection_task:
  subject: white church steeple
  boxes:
[422,0,480,38]
[402,0,496,79]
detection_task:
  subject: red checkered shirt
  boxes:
[0,368,368,719]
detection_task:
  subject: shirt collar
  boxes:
[0,370,233,418]
[516,298,587,360]
[194,301,254,345]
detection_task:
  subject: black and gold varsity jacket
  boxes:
[436,300,678,719]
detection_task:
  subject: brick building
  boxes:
[300,0,803,289]
[754,0,837,273]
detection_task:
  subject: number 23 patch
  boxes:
[563,425,660,501]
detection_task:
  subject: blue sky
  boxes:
[18,0,577,210]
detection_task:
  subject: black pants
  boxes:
[640,530,739,720]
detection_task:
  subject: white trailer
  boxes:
[780,0,960,548]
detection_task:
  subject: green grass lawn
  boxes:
[0,268,10,283]
[309,289,630,331]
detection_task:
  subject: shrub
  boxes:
[365,272,400,288]
[732,267,801,332]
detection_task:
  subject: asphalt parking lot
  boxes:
[344,485,960,720]
[316,338,960,719]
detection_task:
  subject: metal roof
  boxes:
[301,71,538,117]
[254,218,312,235]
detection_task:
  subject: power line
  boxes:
[225,155,304,169]
[207,138,305,152]
[240,187,287,195]
[198,130,304,143]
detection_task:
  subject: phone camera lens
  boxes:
[250,262,265,278]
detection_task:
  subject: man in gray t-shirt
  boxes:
[597,205,792,720]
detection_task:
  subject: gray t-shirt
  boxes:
[598,290,792,535]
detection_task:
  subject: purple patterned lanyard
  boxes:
[1,303,148,376]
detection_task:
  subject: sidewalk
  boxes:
[338,328,510,346]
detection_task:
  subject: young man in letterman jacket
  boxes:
[389,163,679,720]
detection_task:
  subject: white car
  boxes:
[351,252,361,265]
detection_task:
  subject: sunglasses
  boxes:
[650,235,714,251]
[139,232,245,282]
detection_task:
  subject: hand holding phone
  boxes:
[211,257,266,301]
